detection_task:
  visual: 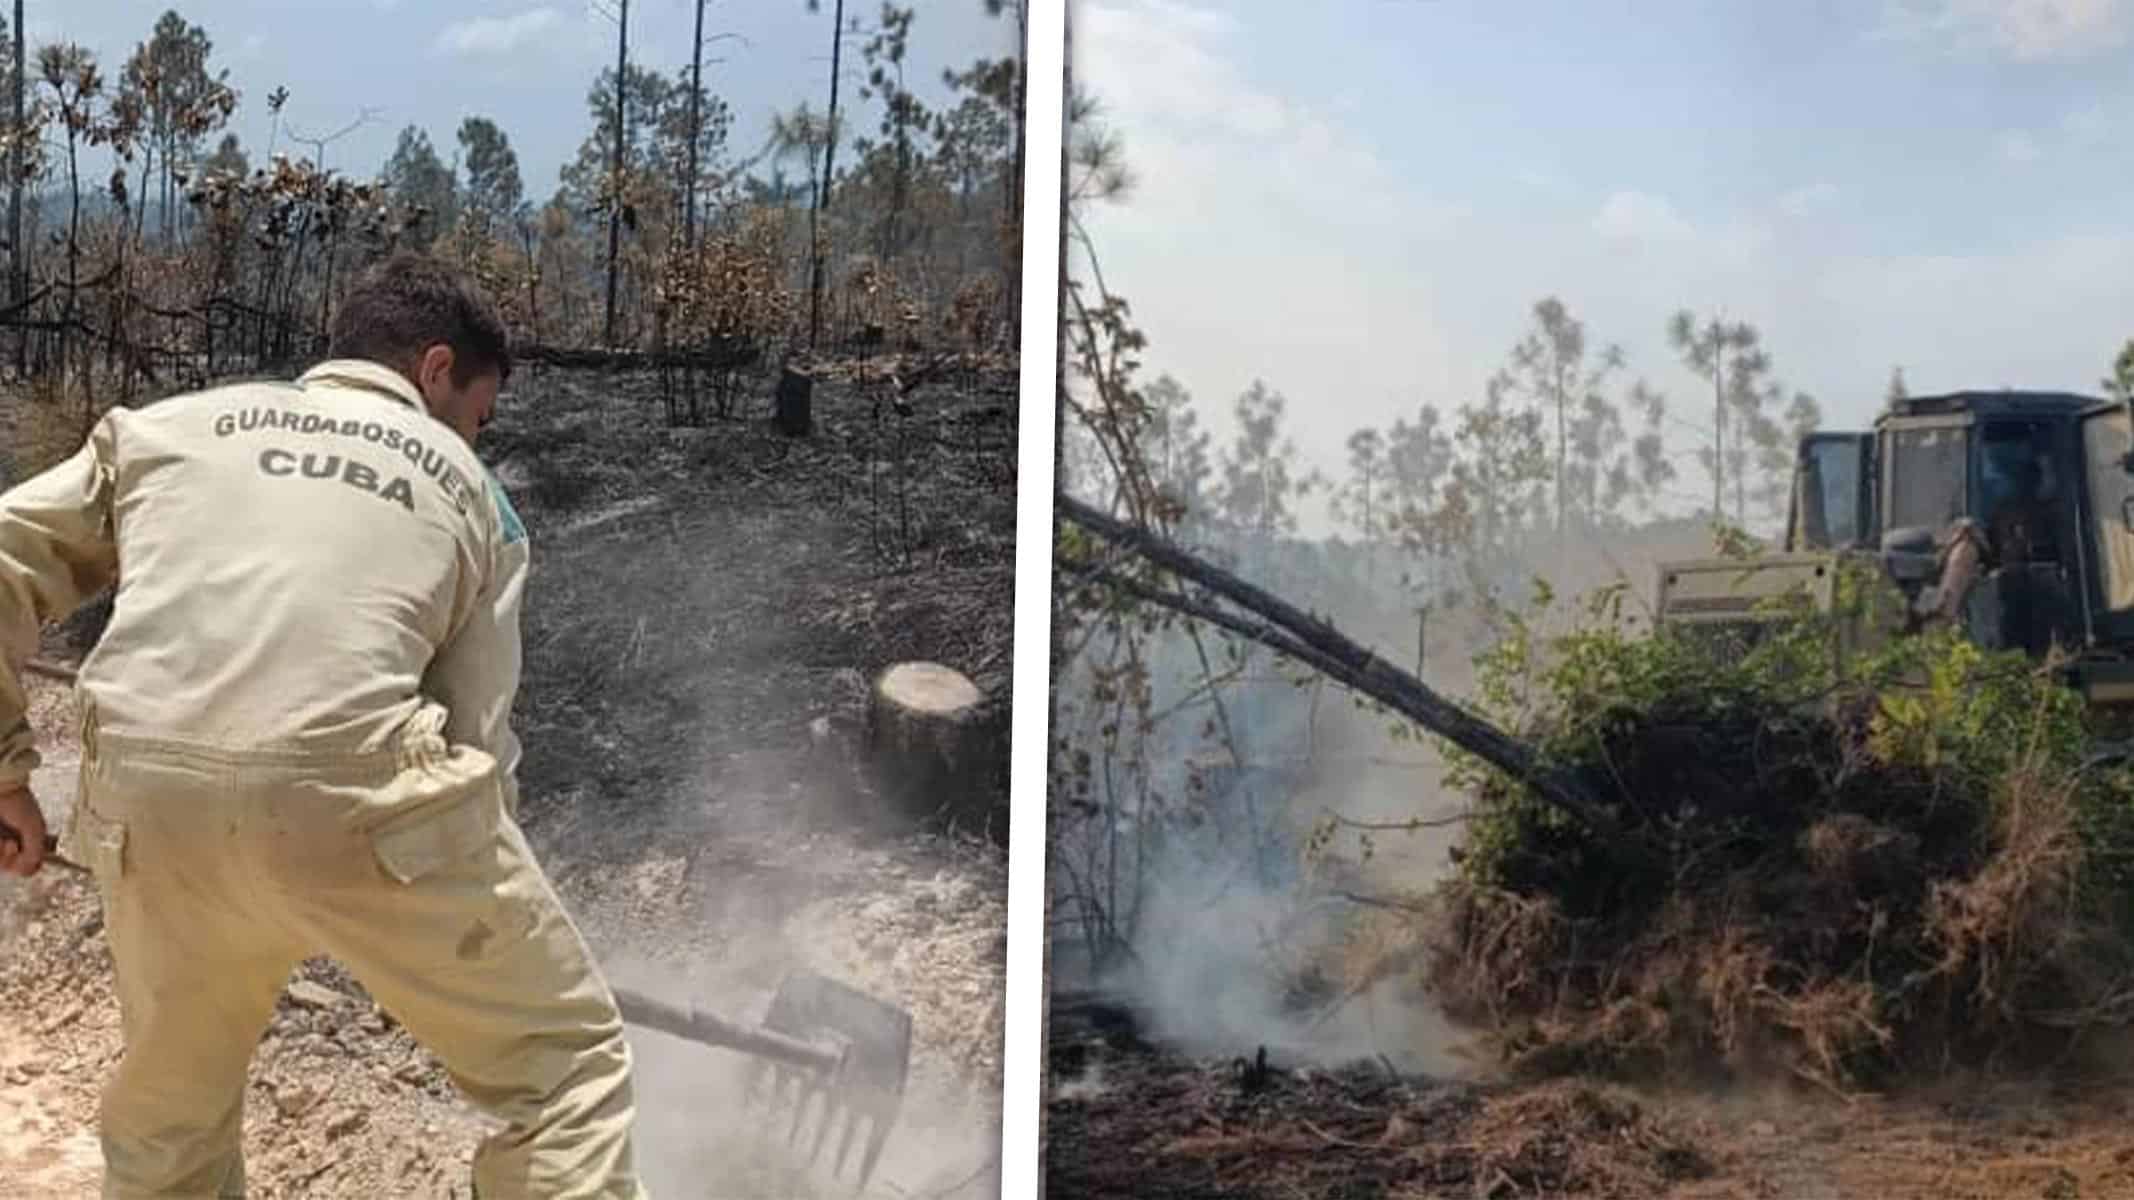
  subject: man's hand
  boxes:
[0,785,47,878]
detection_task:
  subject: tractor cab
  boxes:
[1787,392,2089,559]
[1780,390,2134,688]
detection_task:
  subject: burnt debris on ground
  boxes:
[1045,991,1717,1200]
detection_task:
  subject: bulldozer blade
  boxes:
[742,968,912,1191]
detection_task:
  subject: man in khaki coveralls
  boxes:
[0,254,648,1198]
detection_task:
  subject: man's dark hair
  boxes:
[328,252,512,386]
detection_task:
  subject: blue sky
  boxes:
[36,1,1018,197]
[1075,0,2134,524]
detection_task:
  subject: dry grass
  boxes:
[1045,1016,1717,1200]
[1046,987,2134,1199]
[1924,772,2085,1017]
[1382,746,2134,1095]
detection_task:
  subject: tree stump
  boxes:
[773,365,813,437]
[867,662,994,830]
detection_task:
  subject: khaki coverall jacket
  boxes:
[0,359,528,813]
[0,361,646,1199]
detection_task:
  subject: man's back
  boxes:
[0,254,644,1199]
[80,361,500,754]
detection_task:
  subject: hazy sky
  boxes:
[1075,0,2134,523]
[36,1,1018,198]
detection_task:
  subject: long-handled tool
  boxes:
[613,969,913,1191]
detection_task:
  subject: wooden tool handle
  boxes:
[609,984,843,1073]
[0,823,84,874]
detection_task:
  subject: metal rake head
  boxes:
[742,968,913,1192]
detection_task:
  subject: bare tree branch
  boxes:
[1055,492,1621,841]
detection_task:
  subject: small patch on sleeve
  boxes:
[485,469,527,545]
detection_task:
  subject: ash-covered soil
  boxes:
[0,359,1015,1198]
[1046,990,2134,1199]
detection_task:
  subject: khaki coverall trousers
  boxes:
[70,710,647,1200]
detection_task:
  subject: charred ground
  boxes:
[1045,999,2134,1200]
[487,358,1017,859]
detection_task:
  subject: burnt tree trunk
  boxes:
[774,365,813,437]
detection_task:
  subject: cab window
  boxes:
[1884,426,1967,534]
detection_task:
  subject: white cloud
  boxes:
[1078,1,1453,237]
[1776,182,1840,218]
[1077,0,1462,486]
[432,8,562,58]
[1812,232,2134,399]
[1997,129,2045,162]
[1996,0,2128,57]
[1592,190,1697,243]
[1876,0,2129,62]
[1992,99,2132,165]
[2060,102,2113,144]
[1516,166,1567,191]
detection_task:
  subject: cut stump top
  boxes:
[874,662,983,718]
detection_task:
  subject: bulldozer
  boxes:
[1653,389,2134,709]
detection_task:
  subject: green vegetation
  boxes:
[1411,580,2134,1087]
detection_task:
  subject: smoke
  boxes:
[592,890,1004,1200]
[1114,807,1465,1077]
[602,955,1001,1200]
[1050,520,1721,1078]
[1052,670,1470,1077]
[554,707,1007,1200]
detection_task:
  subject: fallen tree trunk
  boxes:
[1054,493,1617,842]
